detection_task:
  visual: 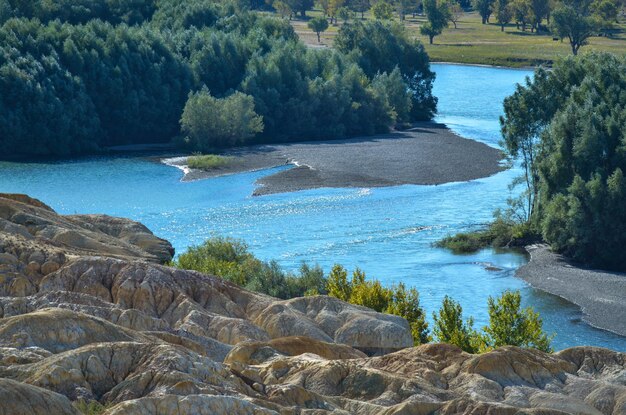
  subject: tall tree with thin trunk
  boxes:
[495,0,513,29]
[551,3,597,54]
[308,16,329,42]
[420,0,450,43]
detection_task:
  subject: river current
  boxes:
[1,64,624,351]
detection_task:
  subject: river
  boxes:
[1,63,624,351]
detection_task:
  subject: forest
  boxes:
[0,0,436,157]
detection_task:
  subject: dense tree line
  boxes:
[501,53,626,271]
[0,0,437,157]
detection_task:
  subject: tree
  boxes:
[396,0,420,19]
[180,88,263,151]
[494,0,513,29]
[551,3,597,54]
[334,21,437,120]
[538,54,626,270]
[473,0,495,23]
[348,0,370,18]
[481,290,552,352]
[308,16,329,41]
[591,0,619,35]
[448,1,464,28]
[385,283,430,345]
[372,67,413,125]
[512,0,534,30]
[433,296,479,353]
[337,5,353,22]
[530,0,550,30]
[328,0,346,23]
[420,0,450,43]
[371,0,395,18]
[273,0,293,18]
[326,264,351,301]
[286,0,314,16]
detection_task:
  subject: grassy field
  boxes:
[288,10,626,67]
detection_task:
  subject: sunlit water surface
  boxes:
[1,64,624,351]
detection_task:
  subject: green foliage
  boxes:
[180,88,263,151]
[241,41,395,141]
[371,1,395,19]
[481,290,552,352]
[1,0,436,158]
[551,0,598,55]
[174,237,327,298]
[187,154,234,170]
[421,0,450,44]
[435,215,540,254]
[494,0,513,30]
[326,264,351,301]
[326,266,430,345]
[538,54,626,270]
[500,53,626,271]
[307,16,329,42]
[433,296,479,353]
[371,67,413,125]
[385,283,430,344]
[334,21,437,120]
[7,0,156,24]
[473,0,495,23]
[0,18,192,155]
[73,400,111,415]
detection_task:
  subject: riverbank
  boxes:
[517,244,626,337]
[163,122,504,196]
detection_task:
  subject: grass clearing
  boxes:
[187,154,234,170]
[287,10,626,67]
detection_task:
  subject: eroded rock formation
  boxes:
[0,194,624,415]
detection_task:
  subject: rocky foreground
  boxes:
[0,194,625,415]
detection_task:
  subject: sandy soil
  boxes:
[517,244,626,337]
[163,122,505,196]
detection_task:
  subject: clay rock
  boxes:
[4,341,245,404]
[253,296,413,354]
[225,336,366,366]
[0,378,80,415]
[103,395,278,415]
[66,214,174,263]
[0,308,155,353]
[0,193,173,264]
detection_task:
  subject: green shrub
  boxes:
[179,88,264,151]
[73,400,111,415]
[187,154,234,170]
[326,265,430,345]
[174,237,326,299]
[480,290,553,352]
[435,216,540,254]
[433,296,480,353]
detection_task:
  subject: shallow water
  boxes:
[1,64,624,351]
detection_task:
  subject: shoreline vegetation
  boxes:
[438,53,626,272]
[173,236,553,352]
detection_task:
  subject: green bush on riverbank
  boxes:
[187,154,235,170]
[436,216,539,253]
[175,236,552,351]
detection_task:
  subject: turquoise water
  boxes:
[1,64,624,351]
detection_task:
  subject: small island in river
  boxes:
[164,122,504,196]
